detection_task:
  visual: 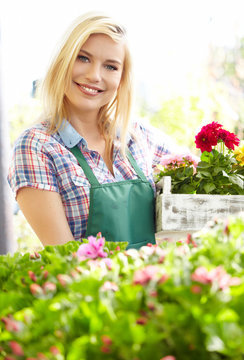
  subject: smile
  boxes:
[75,82,103,96]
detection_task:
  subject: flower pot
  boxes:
[156,176,244,240]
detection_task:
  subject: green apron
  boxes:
[70,146,156,249]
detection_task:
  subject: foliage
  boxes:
[155,123,244,195]
[148,96,204,150]
[1,215,244,359]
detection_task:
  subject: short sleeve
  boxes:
[8,128,59,198]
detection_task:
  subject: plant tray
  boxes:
[156,176,244,233]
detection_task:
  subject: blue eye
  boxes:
[105,64,117,71]
[78,55,89,62]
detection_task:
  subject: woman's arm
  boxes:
[17,187,75,246]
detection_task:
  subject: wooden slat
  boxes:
[155,176,244,232]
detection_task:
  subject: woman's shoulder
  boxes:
[13,122,56,149]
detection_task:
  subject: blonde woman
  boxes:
[8,12,172,249]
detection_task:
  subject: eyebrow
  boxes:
[79,49,122,65]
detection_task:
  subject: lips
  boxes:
[74,82,104,95]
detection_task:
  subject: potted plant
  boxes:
[155,122,244,236]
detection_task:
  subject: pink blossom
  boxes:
[100,345,111,353]
[160,356,176,360]
[57,274,72,287]
[160,153,198,169]
[101,335,113,346]
[190,285,202,294]
[28,270,37,282]
[1,316,21,332]
[133,265,159,285]
[77,235,107,259]
[192,266,241,290]
[9,341,24,356]
[191,266,212,284]
[50,346,60,355]
[30,283,44,296]
[42,281,57,293]
[101,281,119,292]
[102,258,113,270]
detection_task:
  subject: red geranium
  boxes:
[195,122,221,152]
[217,129,240,150]
[195,122,239,153]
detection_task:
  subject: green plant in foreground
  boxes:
[1,215,244,359]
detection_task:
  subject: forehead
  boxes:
[81,33,125,62]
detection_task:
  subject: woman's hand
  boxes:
[17,188,75,246]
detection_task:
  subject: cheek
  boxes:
[110,74,122,92]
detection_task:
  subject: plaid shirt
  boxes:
[8,120,172,241]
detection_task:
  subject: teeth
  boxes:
[81,85,99,93]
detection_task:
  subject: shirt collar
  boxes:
[58,120,88,148]
[58,119,133,149]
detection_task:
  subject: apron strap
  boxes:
[70,145,148,185]
[126,150,148,182]
[70,146,100,186]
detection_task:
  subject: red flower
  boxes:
[217,129,240,150]
[195,123,220,152]
[195,122,240,153]
[136,317,148,325]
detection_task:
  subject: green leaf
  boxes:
[229,174,243,189]
[203,183,216,193]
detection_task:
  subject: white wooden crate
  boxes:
[156,176,244,235]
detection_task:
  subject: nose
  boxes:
[86,63,102,83]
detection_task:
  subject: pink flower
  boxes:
[160,154,198,169]
[100,345,111,353]
[192,266,241,290]
[30,283,44,296]
[190,285,202,294]
[77,235,107,259]
[191,267,212,284]
[57,274,72,287]
[28,270,37,282]
[9,341,24,356]
[101,281,119,292]
[160,356,176,360]
[50,346,60,355]
[133,265,159,285]
[1,316,21,332]
[101,335,113,346]
[43,281,57,293]
[102,258,113,270]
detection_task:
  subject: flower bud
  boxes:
[28,271,37,282]
[30,283,43,296]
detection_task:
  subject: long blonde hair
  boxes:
[40,12,133,158]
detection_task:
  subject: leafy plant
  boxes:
[1,215,244,359]
[155,122,244,194]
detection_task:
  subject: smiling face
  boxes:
[65,33,125,123]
